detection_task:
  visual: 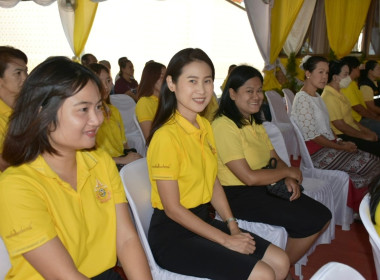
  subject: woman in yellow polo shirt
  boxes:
[212,65,332,271]
[0,57,152,280]
[135,61,166,140]
[321,60,380,157]
[89,63,142,169]
[359,60,380,115]
[0,46,28,172]
[147,48,289,280]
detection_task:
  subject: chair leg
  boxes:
[294,263,303,280]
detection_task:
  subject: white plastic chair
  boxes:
[119,158,209,280]
[263,122,336,278]
[0,237,11,279]
[359,194,380,280]
[282,88,295,116]
[265,90,299,160]
[214,212,288,251]
[133,113,147,156]
[110,95,146,157]
[290,116,353,231]
[310,262,365,280]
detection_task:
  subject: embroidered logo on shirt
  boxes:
[152,163,170,169]
[94,179,111,203]
[6,224,32,239]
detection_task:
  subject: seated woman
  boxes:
[114,57,139,102]
[147,48,289,280]
[0,57,151,280]
[321,60,380,157]
[88,63,141,169]
[135,61,166,141]
[359,60,380,115]
[211,65,331,271]
[0,46,28,172]
[292,56,380,211]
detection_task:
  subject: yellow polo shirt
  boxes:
[135,95,159,123]
[0,98,12,154]
[96,104,126,157]
[360,84,377,102]
[147,111,217,210]
[212,115,273,186]
[0,149,127,279]
[201,94,219,122]
[341,81,366,122]
[321,85,360,135]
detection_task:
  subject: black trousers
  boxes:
[92,268,124,280]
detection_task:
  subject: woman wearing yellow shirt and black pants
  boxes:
[88,63,141,169]
[0,57,151,280]
[212,65,331,273]
[147,48,289,280]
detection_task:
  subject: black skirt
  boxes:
[223,185,332,238]
[148,203,271,280]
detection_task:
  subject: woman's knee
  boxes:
[261,245,290,280]
[248,261,276,280]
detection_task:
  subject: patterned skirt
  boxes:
[311,147,380,189]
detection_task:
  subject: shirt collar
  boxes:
[29,151,97,180]
[174,111,206,135]
[325,85,341,96]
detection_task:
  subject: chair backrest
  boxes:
[110,95,147,156]
[0,237,11,279]
[282,88,295,116]
[290,115,314,169]
[263,121,291,166]
[119,158,157,270]
[110,94,138,138]
[119,159,209,280]
[359,193,380,280]
[265,90,290,124]
[310,262,365,280]
[133,113,147,150]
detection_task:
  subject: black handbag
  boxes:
[262,158,304,200]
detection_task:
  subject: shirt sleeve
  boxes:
[213,118,245,164]
[360,85,374,102]
[135,98,155,123]
[148,129,180,181]
[0,178,57,257]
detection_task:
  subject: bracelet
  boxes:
[225,217,238,225]
[336,137,343,142]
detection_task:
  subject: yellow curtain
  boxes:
[264,0,303,90]
[325,0,371,58]
[73,0,98,59]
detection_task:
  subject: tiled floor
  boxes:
[292,221,377,280]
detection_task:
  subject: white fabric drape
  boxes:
[0,0,105,8]
[0,0,55,8]
[283,0,317,56]
[244,0,274,71]
[58,3,75,56]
